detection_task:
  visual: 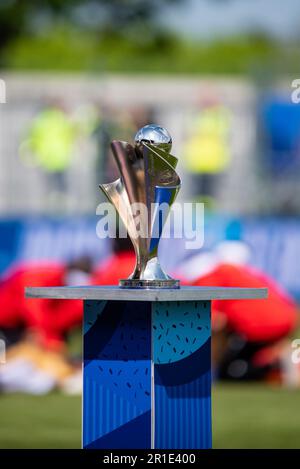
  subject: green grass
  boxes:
[213,384,300,448]
[0,393,81,449]
[0,384,300,448]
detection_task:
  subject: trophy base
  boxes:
[119,279,180,289]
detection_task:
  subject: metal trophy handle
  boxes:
[99,124,181,288]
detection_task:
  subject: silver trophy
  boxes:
[100,124,181,288]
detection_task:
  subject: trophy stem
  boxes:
[120,255,180,289]
[119,278,180,289]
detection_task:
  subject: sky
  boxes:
[161,0,300,40]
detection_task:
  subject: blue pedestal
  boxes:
[26,285,267,449]
[83,299,211,449]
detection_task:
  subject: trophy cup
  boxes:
[26,124,267,450]
[99,124,181,288]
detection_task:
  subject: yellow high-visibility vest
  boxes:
[21,108,77,172]
[184,105,232,174]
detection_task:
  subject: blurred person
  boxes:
[20,105,76,192]
[93,107,137,196]
[179,242,298,384]
[261,97,300,214]
[0,256,92,394]
[19,102,97,211]
[262,97,300,177]
[96,106,155,184]
[183,99,232,206]
[92,105,115,183]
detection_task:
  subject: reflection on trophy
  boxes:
[100,124,181,288]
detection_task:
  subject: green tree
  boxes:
[0,0,181,51]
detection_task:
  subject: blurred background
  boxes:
[0,0,300,448]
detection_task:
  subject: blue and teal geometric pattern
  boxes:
[83,299,212,449]
[153,300,210,364]
[83,300,152,448]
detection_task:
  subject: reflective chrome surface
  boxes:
[99,125,181,289]
[134,124,172,153]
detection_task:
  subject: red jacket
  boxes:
[193,263,298,342]
[0,263,82,347]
